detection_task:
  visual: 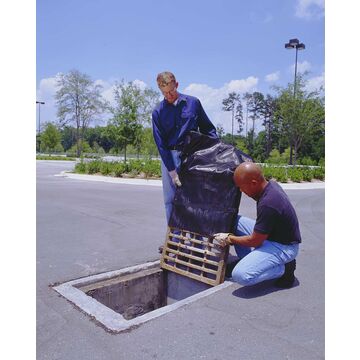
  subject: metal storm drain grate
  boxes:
[161,227,229,286]
[53,261,232,333]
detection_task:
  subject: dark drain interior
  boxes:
[77,266,210,320]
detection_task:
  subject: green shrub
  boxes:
[36,155,76,161]
[313,167,325,180]
[281,148,291,164]
[87,160,102,174]
[288,167,303,182]
[113,162,126,177]
[74,161,87,174]
[299,157,317,166]
[301,167,313,182]
[318,158,325,167]
[128,159,143,174]
[100,162,112,175]
[261,166,287,182]
[266,149,282,164]
[142,160,161,178]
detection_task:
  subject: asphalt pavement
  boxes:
[37,160,325,360]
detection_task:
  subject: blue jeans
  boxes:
[231,216,299,286]
[161,150,182,224]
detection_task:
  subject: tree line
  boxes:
[37,69,325,165]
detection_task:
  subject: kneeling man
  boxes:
[214,163,301,288]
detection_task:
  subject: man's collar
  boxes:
[163,93,187,106]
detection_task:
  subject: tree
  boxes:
[40,122,62,153]
[261,94,278,158]
[245,91,265,153]
[222,92,243,144]
[216,123,225,139]
[60,126,77,151]
[106,81,159,161]
[274,76,325,165]
[243,92,252,138]
[140,127,159,158]
[55,70,106,157]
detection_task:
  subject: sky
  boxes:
[36,0,324,134]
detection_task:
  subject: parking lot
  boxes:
[37,160,325,360]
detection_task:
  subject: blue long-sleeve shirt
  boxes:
[152,93,218,172]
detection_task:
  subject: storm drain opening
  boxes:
[53,260,232,333]
[77,265,210,320]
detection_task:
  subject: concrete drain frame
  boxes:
[53,260,233,333]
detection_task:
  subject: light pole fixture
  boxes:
[285,38,305,96]
[36,101,45,135]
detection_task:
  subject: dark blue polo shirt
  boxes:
[152,93,217,172]
[254,181,302,245]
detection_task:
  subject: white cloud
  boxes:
[306,72,325,92]
[295,0,324,19]
[290,60,312,74]
[36,75,59,106]
[132,79,147,90]
[183,77,259,134]
[36,75,60,128]
[265,71,280,82]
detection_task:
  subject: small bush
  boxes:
[88,160,102,174]
[128,160,143,174]
[142,160,161,178]
[288,167,303,182]
[299,157,317,166]
[100,162,112,175]
[261,166,288,182]
[318,158,325,167]
[74,161,87,174]
[301,167,313,182]
[266,149,282,164]
[113,162,126,177]
[313,167,325,180]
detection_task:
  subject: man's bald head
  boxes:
[233,162,267,199]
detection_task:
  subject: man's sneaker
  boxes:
[274,259,296,288]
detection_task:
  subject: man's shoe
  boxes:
[225,259,240,278]
[274,259,296,288]
[158,245,164,254]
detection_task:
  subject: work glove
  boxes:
[213,233,232,248]
[169,170,182,187]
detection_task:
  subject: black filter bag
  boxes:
[168,131,253,235]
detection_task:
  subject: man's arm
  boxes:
[228,231,268,248]
[152,110,175,172]
[213,231,268,248]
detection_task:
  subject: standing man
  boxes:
[214,162,301,288]
[152,71,218,223]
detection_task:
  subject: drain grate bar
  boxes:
[160,227,229,286]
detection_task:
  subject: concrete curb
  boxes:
[58,171,325,190]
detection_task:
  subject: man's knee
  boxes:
[232,267,257,286]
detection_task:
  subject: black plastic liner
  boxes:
[169,131,253,235]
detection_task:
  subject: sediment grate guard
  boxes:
[160,227,229,286]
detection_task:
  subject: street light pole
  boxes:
[36,101,45,134]
[284,39,305,165]
[285,38,305,97]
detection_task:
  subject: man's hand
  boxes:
[213,233,232,248]
[169,170,182,187]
